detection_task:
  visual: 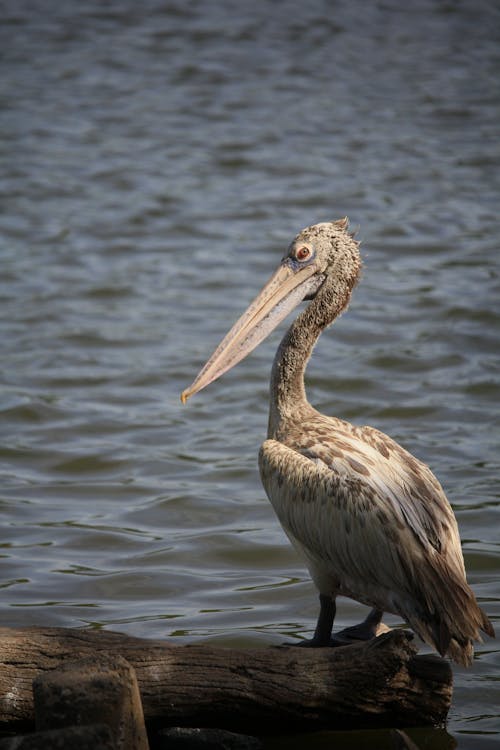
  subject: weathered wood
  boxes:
[0,626,452,733]
[33,655,148,750]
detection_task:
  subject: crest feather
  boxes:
[332,217,349,230]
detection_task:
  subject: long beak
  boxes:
[181,260,324,403]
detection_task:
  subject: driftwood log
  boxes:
[0,626,452,734]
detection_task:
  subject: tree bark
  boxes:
[0,626,452,733]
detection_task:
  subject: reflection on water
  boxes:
[1,1,499,746]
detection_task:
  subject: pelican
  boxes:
[181,219,494,666]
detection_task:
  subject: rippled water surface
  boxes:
[1,1,499,746]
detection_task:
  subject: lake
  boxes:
[1,1,499,747]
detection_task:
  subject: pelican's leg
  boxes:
[297,593,336,647]
[286,601,386,648]
[331,607,385,645]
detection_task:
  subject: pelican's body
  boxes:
[182,219,493,665]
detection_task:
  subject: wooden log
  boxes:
[0,626,452,733]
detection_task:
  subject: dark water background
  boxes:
[1,1,499,746]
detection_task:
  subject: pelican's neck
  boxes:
[267,314,319,438]
[267,275,353,439]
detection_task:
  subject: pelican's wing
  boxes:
[292,417,465,564]
[259,433,493,664]
[259,434,458,598]
[349,423,463,563]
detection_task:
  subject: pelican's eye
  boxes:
[296,246,312,262]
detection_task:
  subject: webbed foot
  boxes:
[283,608,389,647]
[331,608,389,645]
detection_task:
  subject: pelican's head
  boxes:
[181,218,361,403]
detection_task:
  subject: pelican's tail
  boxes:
[411,603,494,667]
[408,563,495,667]
[445,605,494,667]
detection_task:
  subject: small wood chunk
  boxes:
[32,655,148,750]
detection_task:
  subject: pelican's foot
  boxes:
[281,607,389,648]
[280,635,330,648]
[296,636,330,648]
[281,626,389,648]
[331,619,390,646]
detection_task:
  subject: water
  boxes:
[1,0,499,746]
